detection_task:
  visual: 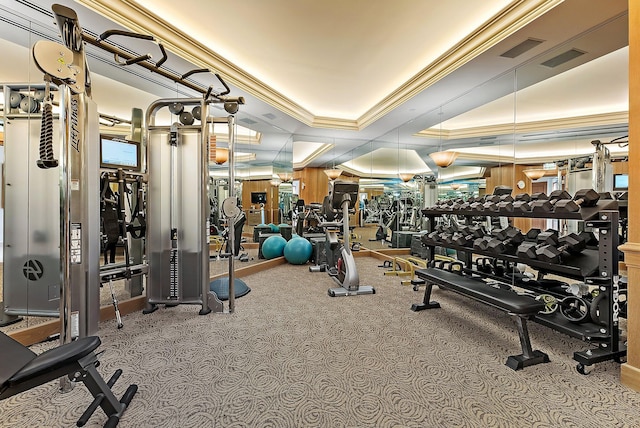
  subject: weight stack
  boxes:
[411,232,430,259]
[310,237,328,265]
[279,225,293,241]
[391,231,415,248]
[253,225,272,243]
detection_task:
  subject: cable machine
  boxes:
[143,84,244,315]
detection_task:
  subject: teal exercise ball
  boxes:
[262,235,287,259]
[284,237,312,265]
[268,223,279,232]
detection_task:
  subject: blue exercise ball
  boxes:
[284,237,312,265]
[262,235,287,259]
[268,223,279,232]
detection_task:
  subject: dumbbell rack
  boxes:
[420,201,626,372]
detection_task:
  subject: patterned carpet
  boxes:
[1,257,639,427]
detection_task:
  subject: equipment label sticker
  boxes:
[71,223,82,264]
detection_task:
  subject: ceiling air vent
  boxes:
[500,38,544,58]
[240,117,258,125]
[541,49,586,68]
[262,113,277,120]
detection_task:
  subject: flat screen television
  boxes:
[251,192,267,204]
[100,136,141,171]
[613,173,628,190]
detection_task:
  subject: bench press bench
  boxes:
[412,267,549,370]
[0,331,137,427]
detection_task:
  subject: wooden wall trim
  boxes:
[620,0,640,391]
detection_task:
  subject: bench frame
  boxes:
[412,267,549,370]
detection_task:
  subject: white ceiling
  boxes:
[0,0,631,179]
[131,0,513,120]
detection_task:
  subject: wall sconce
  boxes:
[277,172,293,182]
[398,173,414,182]
[429,151,458,168]
[523,168,547,180]
[215,147,229,165]
[270,178,281,187]
[324,168,342,180]
[450,183,461,190]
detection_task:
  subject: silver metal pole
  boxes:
[227,115,236,314]
[58,85,73,393]
[200,99,211,314]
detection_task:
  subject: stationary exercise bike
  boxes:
[316,181,375,297]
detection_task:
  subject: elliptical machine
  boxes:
[316,180,375,297]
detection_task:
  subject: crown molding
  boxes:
[416,111,629,139]
[293,142,333,169]
[76,0,316,126]
[357,0,565,129]
[77,0,563,131]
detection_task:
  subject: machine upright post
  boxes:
[227,115,236,314]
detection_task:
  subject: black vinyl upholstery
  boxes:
[416,268,543,315]
[8,336,100,385]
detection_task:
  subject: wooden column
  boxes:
[619,0,640,391]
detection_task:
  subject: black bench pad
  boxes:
[415,268,543,315]
[5,336,101,386]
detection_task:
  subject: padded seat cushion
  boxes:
[416,268,543,315]
[0,333,36,386]
[7,336,101,385]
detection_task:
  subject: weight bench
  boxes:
[412,267,549,370]
[0,331,137,427]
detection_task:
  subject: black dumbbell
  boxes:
[536,229,559,245]
[549,190,572,202]
[492,185,513,196]
[481,195,501,211]
[525,228,541,241]
[535,233,587,263]
[459,225,484,239]
[516,241,539,259]
[469,198,485,211]
[493,195,516,212]
[516,231,559,258]
[484,227,525,255]
[529,193,551,212]
[554,188,600,213]
[473,236,492,251]
[499,193,532,213]
[450,232,474,247]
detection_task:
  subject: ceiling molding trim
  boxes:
[293,143,333,169]
[76,0,317,126]
[311,116,360,131]
[356,0,565,129]
[416,111,629,139]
